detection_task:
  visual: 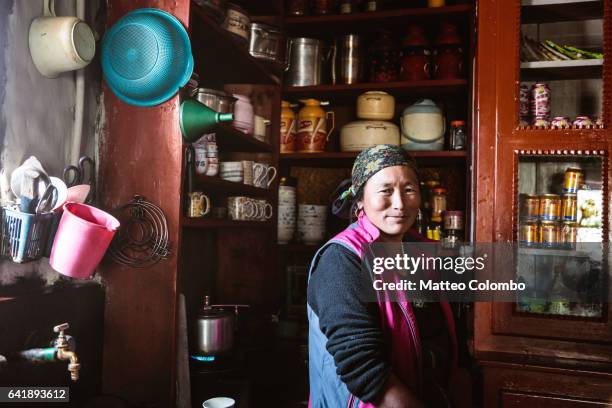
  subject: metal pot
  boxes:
[222,3,250,44]
[249,22,284,63]
[337,34,363,85]
[194,296,234,356]
[285,38,329,87]
[340,120,400,152]
[195,88,237,114]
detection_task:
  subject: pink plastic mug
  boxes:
[50,203,120,279]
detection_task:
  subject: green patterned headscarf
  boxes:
[340,144,418,200]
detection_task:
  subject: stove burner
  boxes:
[190,355,216,362]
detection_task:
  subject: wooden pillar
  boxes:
[98,0,189,404]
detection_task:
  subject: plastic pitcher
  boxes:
[50,203,120,279]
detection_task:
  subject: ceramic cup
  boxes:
[202,397,235,408]
[253,115,271,142]
[253,163,277,188]
[242,160,254,185]
[227,196,255,220]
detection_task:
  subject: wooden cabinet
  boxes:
[474,0,612,405]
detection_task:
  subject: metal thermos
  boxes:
[285,38,325,86]
[337,34,362,85]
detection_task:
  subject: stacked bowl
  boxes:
[277,183,296,244]
[219,161,243,183]
[297,204,327,245]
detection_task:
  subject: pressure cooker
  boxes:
[193,296,248,356]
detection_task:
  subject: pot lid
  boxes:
[290,37,321,46]
[402,99,442,115]
[342,120,399,130]
[196,88,236,101]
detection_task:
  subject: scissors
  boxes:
[63,156,95,202]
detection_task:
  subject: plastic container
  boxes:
[1,209,55,263]
[50,203,120,279]
[101,8,194,107]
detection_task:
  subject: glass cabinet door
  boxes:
[518,1,605,128]
[515,153,606,319]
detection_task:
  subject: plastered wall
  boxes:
[0,0,104,287]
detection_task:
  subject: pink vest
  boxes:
[331,212,458,407]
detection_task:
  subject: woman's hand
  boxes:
[377,373,425,408]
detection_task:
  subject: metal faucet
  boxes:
[53,323,80,382]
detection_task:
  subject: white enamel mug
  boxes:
[29,0,96,78]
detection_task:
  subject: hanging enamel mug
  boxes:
[29,0,96,78]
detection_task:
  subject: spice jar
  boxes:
[433,22,464,79]
[287,0,309,15]
[365,0,379,11]
[400,25,431,81]
[339,0,353,14]
[369,30,400,83]
[430,187,447,223]
[313,0,335,14]
[448,120,466,150]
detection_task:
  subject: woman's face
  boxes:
[359,165,421,241]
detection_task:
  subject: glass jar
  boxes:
[430,187,447,223]
[369,30,400,83]
[433,22,464,79]
[287,0,310,15]
[365,0,379,11]
[400,25,431,81]
[449,120,466,150]
[339,0,353,14]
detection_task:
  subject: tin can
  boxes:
[443,210,464,230]
[549,298,571,315]
[519,84,530,120]
[573,116,593,128]
[560,221,577,248]
[561,193,577,221]
[519,222,539,247]
[562,168,583,193]
[520,194,539,221]
[531,83,551,119]
[551,116,570,128]
[187,192,211,218]
[539,194,561,221]
[539,221,559,248]
[533,116,550,127]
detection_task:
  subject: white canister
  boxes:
[400,99,445,151]
[340,121,400,152]
[356,91,396,120]
[29,0,96,78]
[233,94,254,134]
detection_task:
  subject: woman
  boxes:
[307,144,457,407]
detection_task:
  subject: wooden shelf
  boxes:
[283,80,468,102]
[521,0,603,23]
[281,150,467,163]
[278,243,319,252]
[285,4,473,34]
[520,59,603,80]
[194,174,273,196]
[190,3,281,85]
[182,217,274,229]
[216,124,274,153]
